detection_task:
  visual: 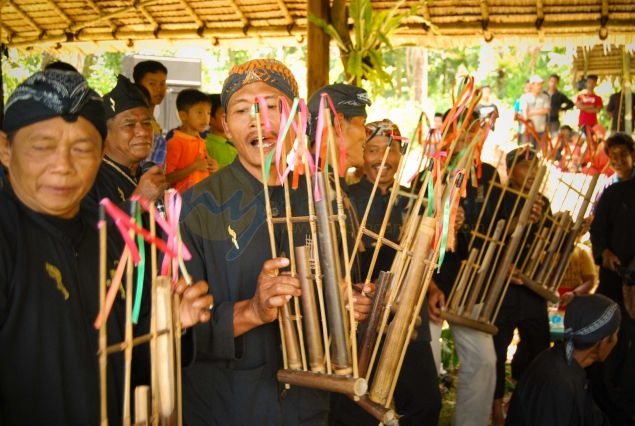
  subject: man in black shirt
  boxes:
[0,70,212,425]
[545,73,575,136]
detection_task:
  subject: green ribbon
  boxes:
[132,205,145,324]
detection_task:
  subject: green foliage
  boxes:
[84,52,125,95]
[2,54,41,105]
[440,326,459,371]
[309,0,430,91]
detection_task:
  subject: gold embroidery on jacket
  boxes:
[45,262,69,300]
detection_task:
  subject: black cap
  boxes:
[103,74,150,120]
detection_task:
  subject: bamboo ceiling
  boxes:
[1,0,634,52]
[571,44,634,80]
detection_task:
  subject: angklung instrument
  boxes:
[257,78,491,424]
[96,191,191,426]
[441,139,599,335]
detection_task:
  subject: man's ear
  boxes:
[0,131,11,169]
[222,113,233,141]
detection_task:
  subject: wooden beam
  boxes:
[226,0,250,28]
[275,0,295,26]
[7,0,43,34]
[69,0,164,33]
[42,0,72,25]
[137,5,159,32]
[175,0,204,29]
[307,0,329,96]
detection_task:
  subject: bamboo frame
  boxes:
[97,199,186,426]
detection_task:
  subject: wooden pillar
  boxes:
[307,0,329,96]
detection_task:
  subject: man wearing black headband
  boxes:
[0,70,212,424]
[506,294,620,425]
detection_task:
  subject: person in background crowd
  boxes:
[545,73,575,137]
[133,60,168,167]
[331,119,442,426]
[514,81,531,145]
[428,110,501,426]
[606,83,635,134]
[0,69,212,425]
[165,89,216,193]
[520,75,551,150]
[589,142,635,426]
[576,74,603,130]
[307,83,371,186]
[556,125,583,172]
[505,294,620,426]
[492,148,551,426]
[204,93,237,170]
[475,85,499,122]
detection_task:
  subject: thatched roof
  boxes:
[571,44,635,81]
[1,0,634,52]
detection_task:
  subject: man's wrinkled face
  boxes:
[0,117,102,218]
[105,107,153,166]
[222,82,287,181]
[139,71,167,107]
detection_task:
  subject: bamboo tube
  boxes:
[357,271,392,379]
[295,245,325,373]
[277,369,367,397]
[315,172,351,374]
[156,276,175,417]
[369,216,436,406]
[547,173,599,291]
[134,385,150,425]
[173,291,183,426]
[253,101,296,374]
[148,204,159,425]
[464,219,506,318]
[324,107,357,378]
[480,165,547,322]
[352,395,398,426]
[123,221,135,426]
[98,206,108,426]
[283,182,308,371]
[533,213,571,283]
[448,248,478,313]
[524,227,549,278]
[300,162,334,375]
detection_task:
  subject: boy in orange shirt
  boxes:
[166,89,218,192]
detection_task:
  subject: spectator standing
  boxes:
[133,60,168,167]
[545,73,575,136]
[520,75,551,149]
[576,75,603,130]
[204,93,237,169]
[606,85,635,133]
[165,89,216,193]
